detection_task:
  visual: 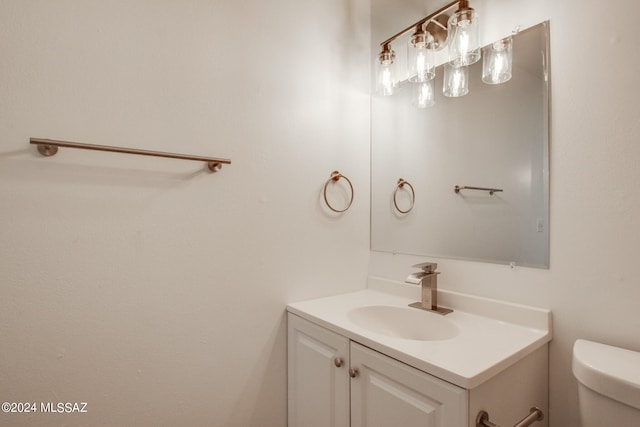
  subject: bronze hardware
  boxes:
[476,407,544,427]
[407,262,453,315]
[393,178,415,214]
[323,171,354,213]
[454,185,504,195]
[379,0,467,49]
[31,138,231,172]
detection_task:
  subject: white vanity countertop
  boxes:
[287,287,552,389]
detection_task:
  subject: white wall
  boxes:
[0,1,370,425]
[370,0,640,426]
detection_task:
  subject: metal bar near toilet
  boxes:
[476,407,544,427]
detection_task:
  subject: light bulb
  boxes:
[376,46,396,96]
[378,64,395,96]
[416,51,427,75]
[459,32,470,54]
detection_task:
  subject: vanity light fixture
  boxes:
[376,0,479,99]
[375,0,456,96]
[375,0,514,104]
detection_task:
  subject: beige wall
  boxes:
[370,1,640,426]
[0,1,370,425]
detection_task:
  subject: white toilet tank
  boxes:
[572,339,640,426]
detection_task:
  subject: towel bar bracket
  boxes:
[208,162,222,172]
[37,144,59,157]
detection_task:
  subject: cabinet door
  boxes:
[288,314,350,427]
[350,342,467,427]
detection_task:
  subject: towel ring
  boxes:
[393,178,415,214]
[323,171,354,213]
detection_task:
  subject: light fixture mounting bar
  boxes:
[379,0,465,48]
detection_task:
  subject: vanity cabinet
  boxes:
[288,311,549,427]
[288,313,350,427]
[288,314,467,427]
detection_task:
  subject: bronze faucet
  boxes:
[406,262,453,315]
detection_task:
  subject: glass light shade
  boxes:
[407,31,435,83]
[411,80,435,108]
[376,48,397,96]
[482,36,512,84]
[443,63,468,97]
[448,9,480,67]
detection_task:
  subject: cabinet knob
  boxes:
[349,367,359,378]
[334,357,344,368]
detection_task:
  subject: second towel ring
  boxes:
[393,178,415,214]
[323,171,354,213]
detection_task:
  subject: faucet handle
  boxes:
[405,272,427,284]
[412,262,438,273]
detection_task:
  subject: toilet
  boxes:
[572,339,640,426]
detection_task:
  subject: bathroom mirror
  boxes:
[371,22,550,268]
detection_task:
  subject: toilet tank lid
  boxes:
[573,339,640,411]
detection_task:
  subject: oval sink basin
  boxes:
[347,305,459,341]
